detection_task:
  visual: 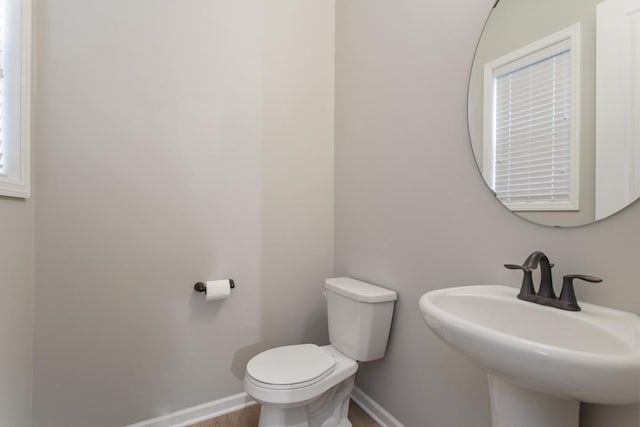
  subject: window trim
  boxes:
[482,23,581,211]
[0,0,31,199]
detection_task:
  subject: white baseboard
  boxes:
[123,392,257,427]
[351,387,405,427]
[124,386,402,427]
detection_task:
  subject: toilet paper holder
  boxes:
[194,280,235,293]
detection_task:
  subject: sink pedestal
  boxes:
[488,374,579,427]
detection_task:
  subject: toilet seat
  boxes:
[246,344,336,390]
[244,344,358,406]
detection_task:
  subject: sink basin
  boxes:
[419,285,640,427]
[419,285,640,403]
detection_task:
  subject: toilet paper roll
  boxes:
[204,279,232,301]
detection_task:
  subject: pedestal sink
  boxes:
[419,285,640,427]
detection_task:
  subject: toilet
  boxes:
[244,277,397,427]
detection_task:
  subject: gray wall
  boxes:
[335,0,640,426]
[0,198,34,427]
[33,1,334,426]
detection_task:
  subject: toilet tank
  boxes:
[325,277,397,361]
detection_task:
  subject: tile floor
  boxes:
[190,399,380,427]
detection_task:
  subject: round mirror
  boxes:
[468,0,640,227]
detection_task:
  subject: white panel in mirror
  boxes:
[595,0,640,220]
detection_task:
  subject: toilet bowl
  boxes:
[245,344,357,427]
[244,277,397,427]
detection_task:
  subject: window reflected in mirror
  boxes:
[468,0,640,227]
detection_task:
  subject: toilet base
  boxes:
[257,374,355,427]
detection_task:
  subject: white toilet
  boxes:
[244,277,397,427]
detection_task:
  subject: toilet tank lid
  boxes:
[325,277,397,303]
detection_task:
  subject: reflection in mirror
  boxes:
[468,0,640,227]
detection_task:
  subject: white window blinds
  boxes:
[0,8,4,175]
[482,24,581,211]
[493,50,572,204]
[0,0,31,197]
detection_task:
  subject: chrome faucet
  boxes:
[505,251,602,311]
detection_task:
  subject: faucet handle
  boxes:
[563,274,602,283]
[559,274,603,311]
[505,263,555,270]
[505,264,536,299]
[504,264,529,271]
